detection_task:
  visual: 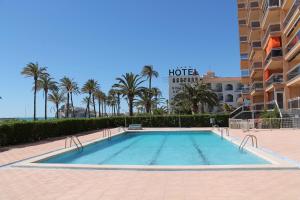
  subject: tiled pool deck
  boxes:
[1,128,300,199]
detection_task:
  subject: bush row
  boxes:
[0,114,229,147]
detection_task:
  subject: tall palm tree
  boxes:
[21,62,48,120]
[137,88,153,113]
[141,65,159,113]
[37,75,57,120]
[81,79,99,118]
[48,89,65,119]
[82,96,92,118]
[152,87,162,110]
[113,73,144,116]
[94,89,105,117]
[60,77,72,118]
[69,80,80,117]
[108,89,118,116]
[174,83,219,114]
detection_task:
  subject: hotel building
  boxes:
[237,0,300,117]
[168,68,243,112]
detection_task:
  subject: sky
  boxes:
[0,0,240,118]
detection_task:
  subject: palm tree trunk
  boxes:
[92,95,96,117]
[87,93,91,118]
[66,92,69,118]
[149,77,152,113]
[117,94,120,115]
[71,92,75,118]
[56,103,59,119]
[101,101,104,116]
[44,90,48,120]
[129,98,133,116]
[98,100,101,117]
[104,101,107,116]
[34,78,37,121]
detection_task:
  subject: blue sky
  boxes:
[0,0,240,118]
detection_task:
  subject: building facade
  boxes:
[168,68,243,112]
[237,0,300,117]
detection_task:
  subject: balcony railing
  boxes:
[262,24,281,47]
[264,48,283,66]
[213,87,223,92]
[250,62,263,75]
[266,73,283,87]
[287,65,300,81]
[251,81,264,91]
[262,0,282,22]
[288,97,300,109]
[283,0,300,29]
[286,29,300,54]
[242,87,250,94]
[252,103,264,111]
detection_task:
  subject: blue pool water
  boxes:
[40,131,269,165]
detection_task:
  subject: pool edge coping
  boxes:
[12,128,299,171]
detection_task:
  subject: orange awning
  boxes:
[266,37,281,55]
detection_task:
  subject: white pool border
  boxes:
[14,128,299,171]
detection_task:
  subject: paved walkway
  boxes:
[0,128,300,200]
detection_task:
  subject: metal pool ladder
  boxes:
[65,136,83,151]
[220,128,230,138]
[239,134,258,150]
[103,129,112,140]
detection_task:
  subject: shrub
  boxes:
[0,114,228,147]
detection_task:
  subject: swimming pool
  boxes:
[40,131,269,166]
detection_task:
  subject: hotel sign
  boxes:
[169,67,199,76]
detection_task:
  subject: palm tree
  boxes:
[141,65,159,113]
[173,83,219,114]
[81,79,99,118]
[21,62,48,120]
[69,80,80,117]
[137,88,153,113]
[48,89,65,119]
[152,87,162,110]
[113,73,144,116]
[82,96,92,117]
[60,77,72,118]
[37,75,57,120]
[94,89,105,117]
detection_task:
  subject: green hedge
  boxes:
[0,114,228,147]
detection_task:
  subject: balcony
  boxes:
[287,65,300,85]
[285,29,300,61]
[213,87,223,93]
[282,0,300,33]
[250,1,259,9]
[288,97,300,110]
[262,24,281,48]
[261,0,282,29]
[264,48,283,68]
[252,103,264,111]
[265,73,283,89]
[251,81,264,95]
[250,62,263,78]
[241,87,250,94]
[249,41,262,59]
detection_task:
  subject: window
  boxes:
[172,78,175,83]
[251,21,260,28]
[240,36,247,42]
[225,84,233,91]
[225,94,234,102]
[241,69,250,77]
[239,20,246,25]
[240,53,248,60]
